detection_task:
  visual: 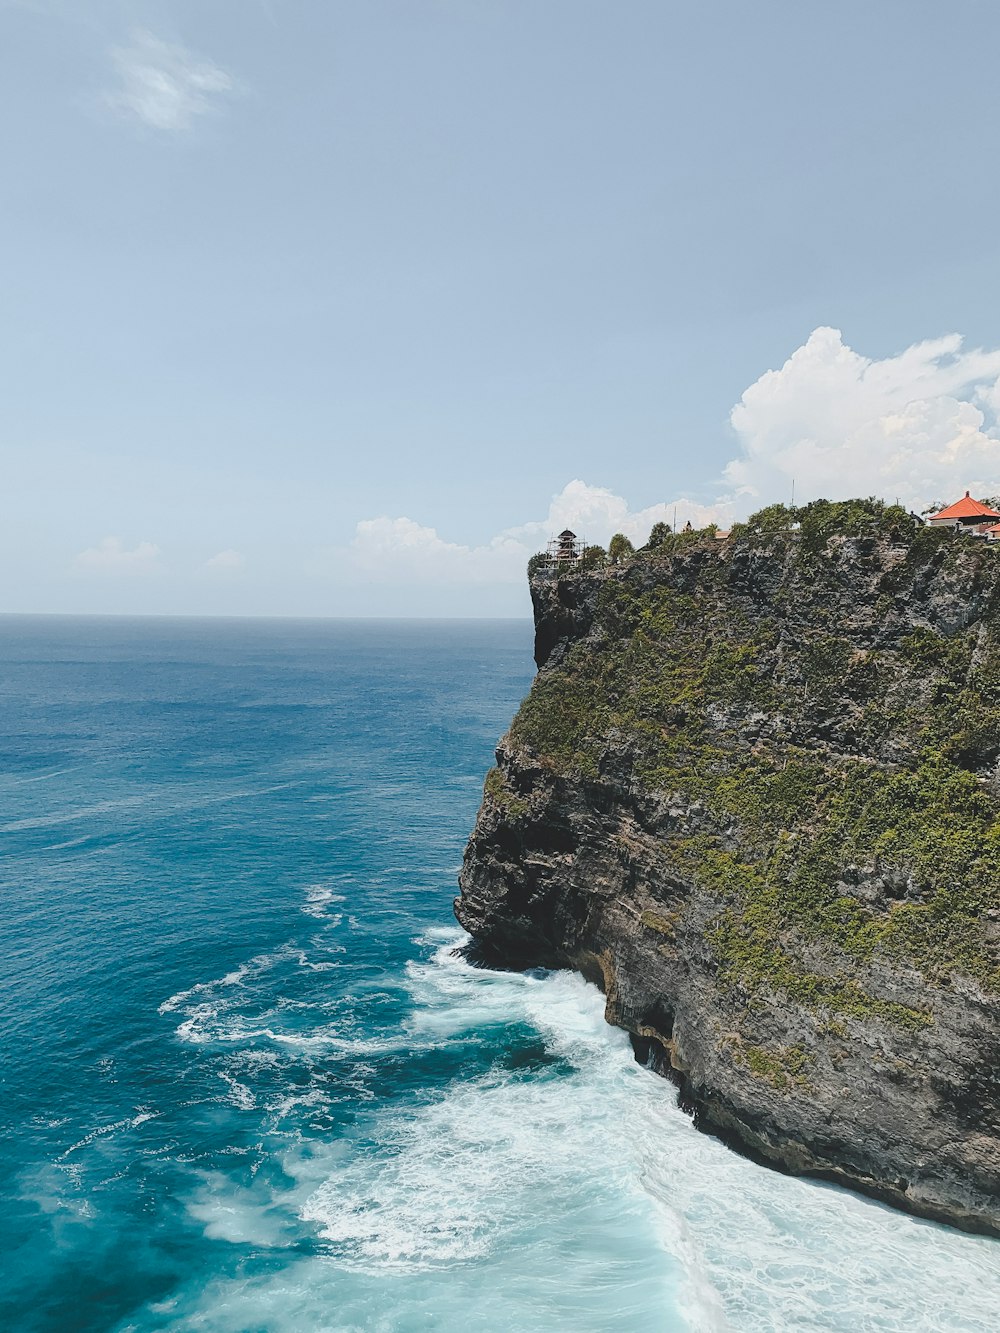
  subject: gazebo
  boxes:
[927,492,1000,530]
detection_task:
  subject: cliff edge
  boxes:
[455,500,1000,1235]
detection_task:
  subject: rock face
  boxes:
[455,502,1000,1236]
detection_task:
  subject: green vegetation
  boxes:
[642,521,672,550]
[483,766,530,819]
[727,1038,814,1093]
[509,498,1000,1019]
[640,908,680,937]
[577,544,607,571]
[730,496,913,549]
[608,533,635,565]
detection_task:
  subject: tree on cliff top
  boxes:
[608,533,635,565]
[643,521,672,550]
[577,544,607,571]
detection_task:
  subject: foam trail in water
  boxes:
[301,884,346,920]
[137,926,999,1333]
[307,933,1000,1332]
[58,1110,159,1161]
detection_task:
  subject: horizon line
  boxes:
[0,611,534,624]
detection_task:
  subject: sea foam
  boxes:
[140,919,1000,1332]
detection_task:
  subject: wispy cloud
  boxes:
[74,537,161,574]
[204,549,245,572]
[106,30,235,131]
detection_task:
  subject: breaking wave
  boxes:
[132,918,1000,1332]
[9,619,997,1333]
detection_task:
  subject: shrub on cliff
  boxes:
[730,503,796,540]
[732,497,920,554]
[797,498,911,553]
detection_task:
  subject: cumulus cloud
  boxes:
[726,327,1000,511]
[346,327,1000,590]
[204,549,245,572]
[74,537,161,574]
[349,483,728,585]
[502,479,729,549]
[107,30,235,131]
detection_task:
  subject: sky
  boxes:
[5,0,1000,617]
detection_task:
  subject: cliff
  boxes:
[455,500,1000,1236]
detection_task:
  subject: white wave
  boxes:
[292,948,342,971]
[296,935,686,1333]
[58,1109,158,1161]
[637,1099,1000,1333]
[158,955,268,1015]
[143,923,1000,1332]
[266,1088,332,1119]
[299,1060,672,1274]
[42,833,108,852]
[301,885,346,920]
[299,936,1000,1331]
[1,766,77,787]
[221,1048,281,1073]
[217,1072,256,1111]
[161,944,350,1047]
[173,1004,409,1056]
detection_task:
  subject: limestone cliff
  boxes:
[455,500,1000,1236]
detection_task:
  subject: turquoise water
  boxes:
[2,616,999,1332]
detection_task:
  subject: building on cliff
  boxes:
[547,529,584,563]
[927,491,1000,533]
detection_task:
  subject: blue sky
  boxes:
[6,0,1000,616]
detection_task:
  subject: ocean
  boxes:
[2,615,998,1333]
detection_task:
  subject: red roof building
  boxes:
[927,492,1000,526]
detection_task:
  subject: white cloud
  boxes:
[726,327,1000,511]
[204,549,245,572]
[348,483,728,585]
[350,516,527,584]
[107,31,235,131]
[74,537,161,574]
[502,479,729,549]
[344,327,1000,592]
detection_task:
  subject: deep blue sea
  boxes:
[2,616,999,1333]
